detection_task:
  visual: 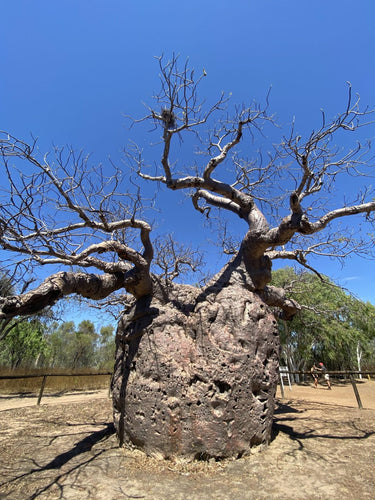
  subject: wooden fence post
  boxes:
[349,373,363,410]
[37,375,48,405]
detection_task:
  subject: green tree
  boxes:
[69,320,98,369]
[344,298,375,373]
[0,318,48,369]
[96,325,115,370]
[0,271,56,368]
[46,321,76,368]
[0,273,12,297]
[272,267,375,372]
[0,272,15,342]
[45,320,114,369]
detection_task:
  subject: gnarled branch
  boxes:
[0,272,126,320]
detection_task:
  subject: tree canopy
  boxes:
[45,320,115,370]
[0,316,115,371]
[272,267,375,371]
[0,56,374,322]
[1,55,375,458]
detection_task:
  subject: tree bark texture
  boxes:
[112,261,279,459]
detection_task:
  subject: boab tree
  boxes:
[1,56,374,459]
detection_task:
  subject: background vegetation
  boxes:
[0,272,115,373]
[1,268,374,379]
[272,267,375,373]
[0,318,115,371]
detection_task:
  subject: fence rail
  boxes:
[1,370,374,408]
[0,371,112,405]
[278,369,375,409]
[280,370,375,376]
[0,371,112,380]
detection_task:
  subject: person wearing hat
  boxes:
[310,362,332,389]
[318,362,332,389]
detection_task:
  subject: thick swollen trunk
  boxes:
[111,255,280,460]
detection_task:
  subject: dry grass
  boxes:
[0,367,112,395]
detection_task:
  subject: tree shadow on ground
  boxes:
[273,401,375,448]
[0,423,116,498]
[40,423,115,470]
[274,401,303,415]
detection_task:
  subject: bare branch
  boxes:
[126,54,277,229]
[0,271,126,320]
[2,57,375,322]
[276,84,375,207]
[308,200,375,232]
[0,133,155,299]
[153,234,204,283]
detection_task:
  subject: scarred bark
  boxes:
[112,257,280,459]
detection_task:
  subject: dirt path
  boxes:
[0,389,109,411]
[276,378,375,409]
[0,381,374,499]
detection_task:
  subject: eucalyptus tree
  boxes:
[0,55,374,459]
[0,317,48,369]
[0,272,50,368]
[45,320,114,369]
[272,267,375,373]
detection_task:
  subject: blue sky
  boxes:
[1,0,375,322]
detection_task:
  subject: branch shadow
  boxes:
[0,423,116,497]
[40,423,115,470]
[274,420,375,442]
[272,400,375,458]
[274,401,303,415]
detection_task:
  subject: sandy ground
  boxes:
[0,389,110,411]
[276,377,375,410]
[0,380,374,499]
